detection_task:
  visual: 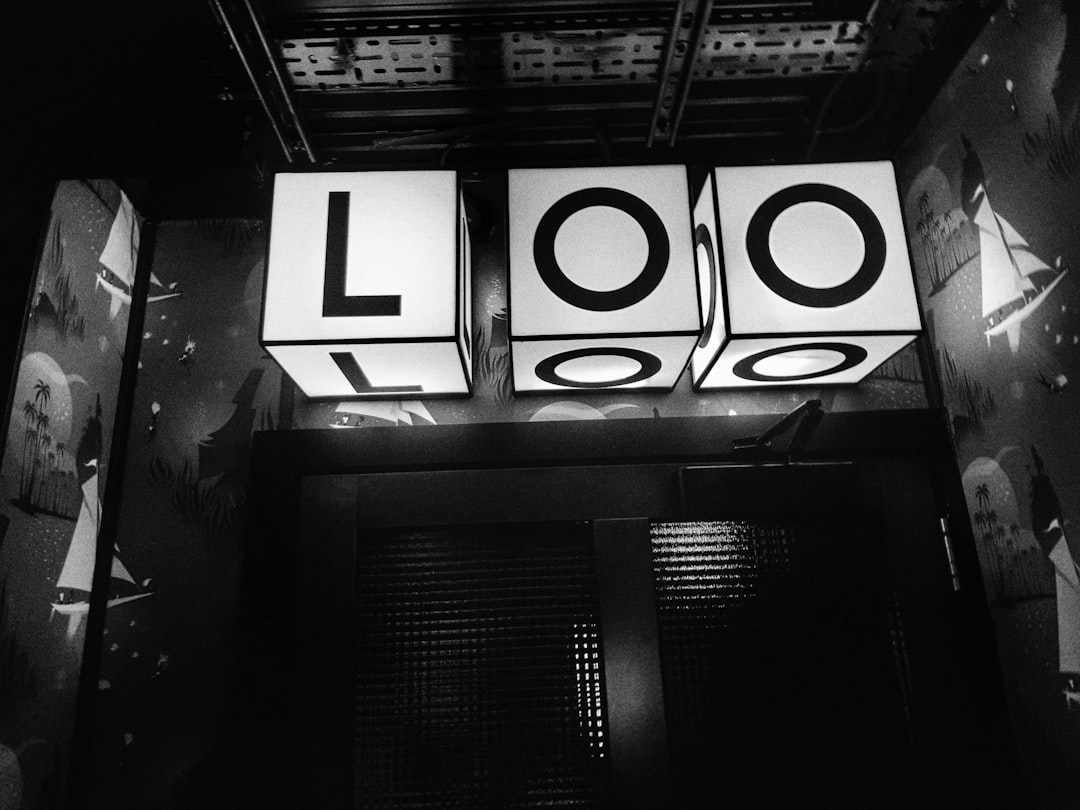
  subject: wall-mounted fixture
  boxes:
[691,161,921,389]
[261,171,472,399]
[507,165,701,394]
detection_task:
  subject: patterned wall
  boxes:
[2,166,932,804]
[0,180,142,808]
[81,180,928,804]
[896,1,1080,803]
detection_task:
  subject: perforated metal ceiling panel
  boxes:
[235,0,990,167]
[7,0,991,179]
[281,18,934,92]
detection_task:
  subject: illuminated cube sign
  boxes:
[691,161,921,389]
[261,171,472,399]
[507,166,701,393]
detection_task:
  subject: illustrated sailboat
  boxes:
[51,461,151,637]
[96,190,181,320]
[971,183,1068,353]
[330,400,435,428]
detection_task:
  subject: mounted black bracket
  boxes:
[732,398,824,458]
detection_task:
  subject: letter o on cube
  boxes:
[691,161,922,389]
[508,166,701,393]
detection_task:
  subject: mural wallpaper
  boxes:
[0,180,148,808]
[67,169,928,807]
[896,0,1080,804]
[75,167,930,805]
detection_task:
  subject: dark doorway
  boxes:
[242,412,1019,809]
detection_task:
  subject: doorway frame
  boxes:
[238,409,1017,808]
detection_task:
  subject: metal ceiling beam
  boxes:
[647,0,714,147]
[210,0,317,163]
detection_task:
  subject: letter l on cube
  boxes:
[261,171,472,399]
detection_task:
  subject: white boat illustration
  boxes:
[51,462,152,637]
[96,190,181,319]
[972,183,1068,353]
[330,400,435,428]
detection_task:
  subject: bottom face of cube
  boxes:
[693,334,917,389]
[266,341,471,399]
[511,335,697,394]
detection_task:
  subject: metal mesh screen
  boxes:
[651,518,911,805]
[354,522,609,809]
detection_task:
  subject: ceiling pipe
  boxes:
[210,0,296,163]
[239,0,317,163]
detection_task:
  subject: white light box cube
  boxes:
[508,165,701,393]
[691,160,921,389]
[261,171,472,399]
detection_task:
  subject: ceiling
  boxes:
[10,0,993,181]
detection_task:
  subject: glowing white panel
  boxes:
[457,196,473,385]
[261,171,471,398]
[696,335,917,389]
[692,160,921,390]
[508,165,701,393]
[512,335,698,393]
[689,170,728,385]
[267,342,469,400]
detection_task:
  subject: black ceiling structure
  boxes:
[244,0,993,168]
[11,0,995,179]
[0,0,997,392]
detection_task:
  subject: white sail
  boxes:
[995,213,1027,250]
[996,214,1053,277]
[335,401,403,423]
[55,475,100,593]
[99,191,139,288]
[98,191,176,296]
[398,401,435,425]
[335,400,435,425]
[978,220,1033,317]
[973,189,1035,318]
[110,555,137,585]
[55,469,144,593]
[1047,531,1080,673]
[1012,246,1053,278]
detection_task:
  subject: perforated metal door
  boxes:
[354,522,610,809]
[651,517,914,807]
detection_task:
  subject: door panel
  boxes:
[650,516,912,807]
[353,522,610,809]
[254,429,1017,809]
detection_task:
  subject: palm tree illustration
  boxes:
[994,522,1007,597]
[33,379,50,417]
[29,380,51,506]
[37,432,51,509]
[19,400,36,499]
[975,483,991,515]
[46,451,57,511]
[55,442,66,513]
